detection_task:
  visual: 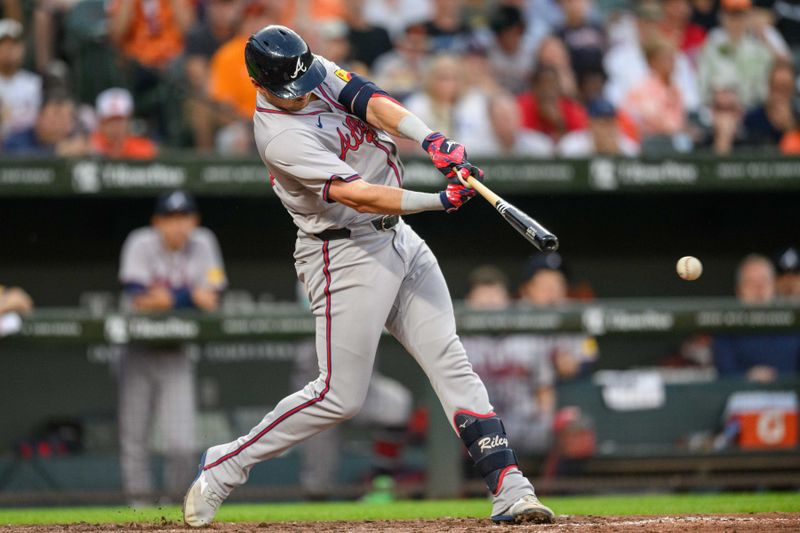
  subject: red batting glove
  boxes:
[439,182,477,213]
[422,132,484,182]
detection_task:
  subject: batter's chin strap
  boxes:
[455,411,518,495]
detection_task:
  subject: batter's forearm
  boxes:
[366,96,432,142]
[328,180,443,215]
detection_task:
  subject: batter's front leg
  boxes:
[384,236,553,523]
[184,238,405,526]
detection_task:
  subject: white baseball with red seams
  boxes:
[677,256,703,280]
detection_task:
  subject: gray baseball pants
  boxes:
[118,348,196,502]
[201,220,535,515]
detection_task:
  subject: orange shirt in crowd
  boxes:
[107,0,186,68]
[625,75,685,137]
[91,132,158,160]
[616,110,640,143]
[209,35,255,119]
[781,131,800,154]
[280,0,345,25]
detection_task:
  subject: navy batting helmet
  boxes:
[245,25,326,99]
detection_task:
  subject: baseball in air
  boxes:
[676,256,703,281]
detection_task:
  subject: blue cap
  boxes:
[524,252,568,281]
[586,98,616,118]
[776,247,799,274]
[154,190,198,215]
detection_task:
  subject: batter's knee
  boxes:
[326,384,370,421]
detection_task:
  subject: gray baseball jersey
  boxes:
[461,335,557,453]
[461,335,555,420]
[119,227,227,309]
[254,56,404,235]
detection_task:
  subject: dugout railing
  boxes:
[2,299,799,504]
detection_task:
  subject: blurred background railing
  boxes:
[2,299,799,504]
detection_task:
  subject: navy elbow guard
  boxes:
[337,73,388,122]
[455,411,518,494]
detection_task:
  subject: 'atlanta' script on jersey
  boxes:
[337,116,379,161]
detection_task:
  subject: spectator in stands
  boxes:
[772,0,800,51]
[575,64,641,143]
[713,254,800,382]
[750,0,792,59]
[470,93,554,157]
[183,0,244,151]
[372,22,430,99]
[605,0,700,114]
[0,284,32,315]
[660,0,707,58]
[3,90,88,157]
[362,0,431,38]
[317,19,366,73]
[118,190,227,505]
[517,65,587,141]
[0,19,42,141]
[775,247,800,300]
[32,0,78,75]
[554,0,607,82]
[108,0,195,137]
[699,86,747,154]
[518,254,599,381]
[780,98,800,153]
[343,0,393,69]
[743,60,796,146]
[623,36,689,151]
[403,54,491,150]
[422,0,474,53]
[108,0,195,71]
[487,5,537,95]
[463,38,503,96]
[0,284,31,337]
[461,265,556,455]
[697,0,774,108]
[559,97,640,156]
[0,0,20,21]
[208,3,275,120]
[279,0,346,41]
[690,0,720,31]
[536,35,579,99]
[91,88,158,160]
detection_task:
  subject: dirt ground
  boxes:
[2,514,799,533]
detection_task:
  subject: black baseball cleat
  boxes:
[491,494,556,524]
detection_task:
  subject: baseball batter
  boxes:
[183,25,555,526]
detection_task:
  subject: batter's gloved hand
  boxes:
[439,181,477,213]
[422,132,483,182]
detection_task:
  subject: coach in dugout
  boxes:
[713,254,800,382]
[518,253,598,382]
[461,266,556,455]
[117,190,226,505]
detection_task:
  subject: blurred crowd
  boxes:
[1,0,800,159]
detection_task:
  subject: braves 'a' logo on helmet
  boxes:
[290,57,308,79]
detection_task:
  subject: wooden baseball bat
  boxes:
[464,174,559,252]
